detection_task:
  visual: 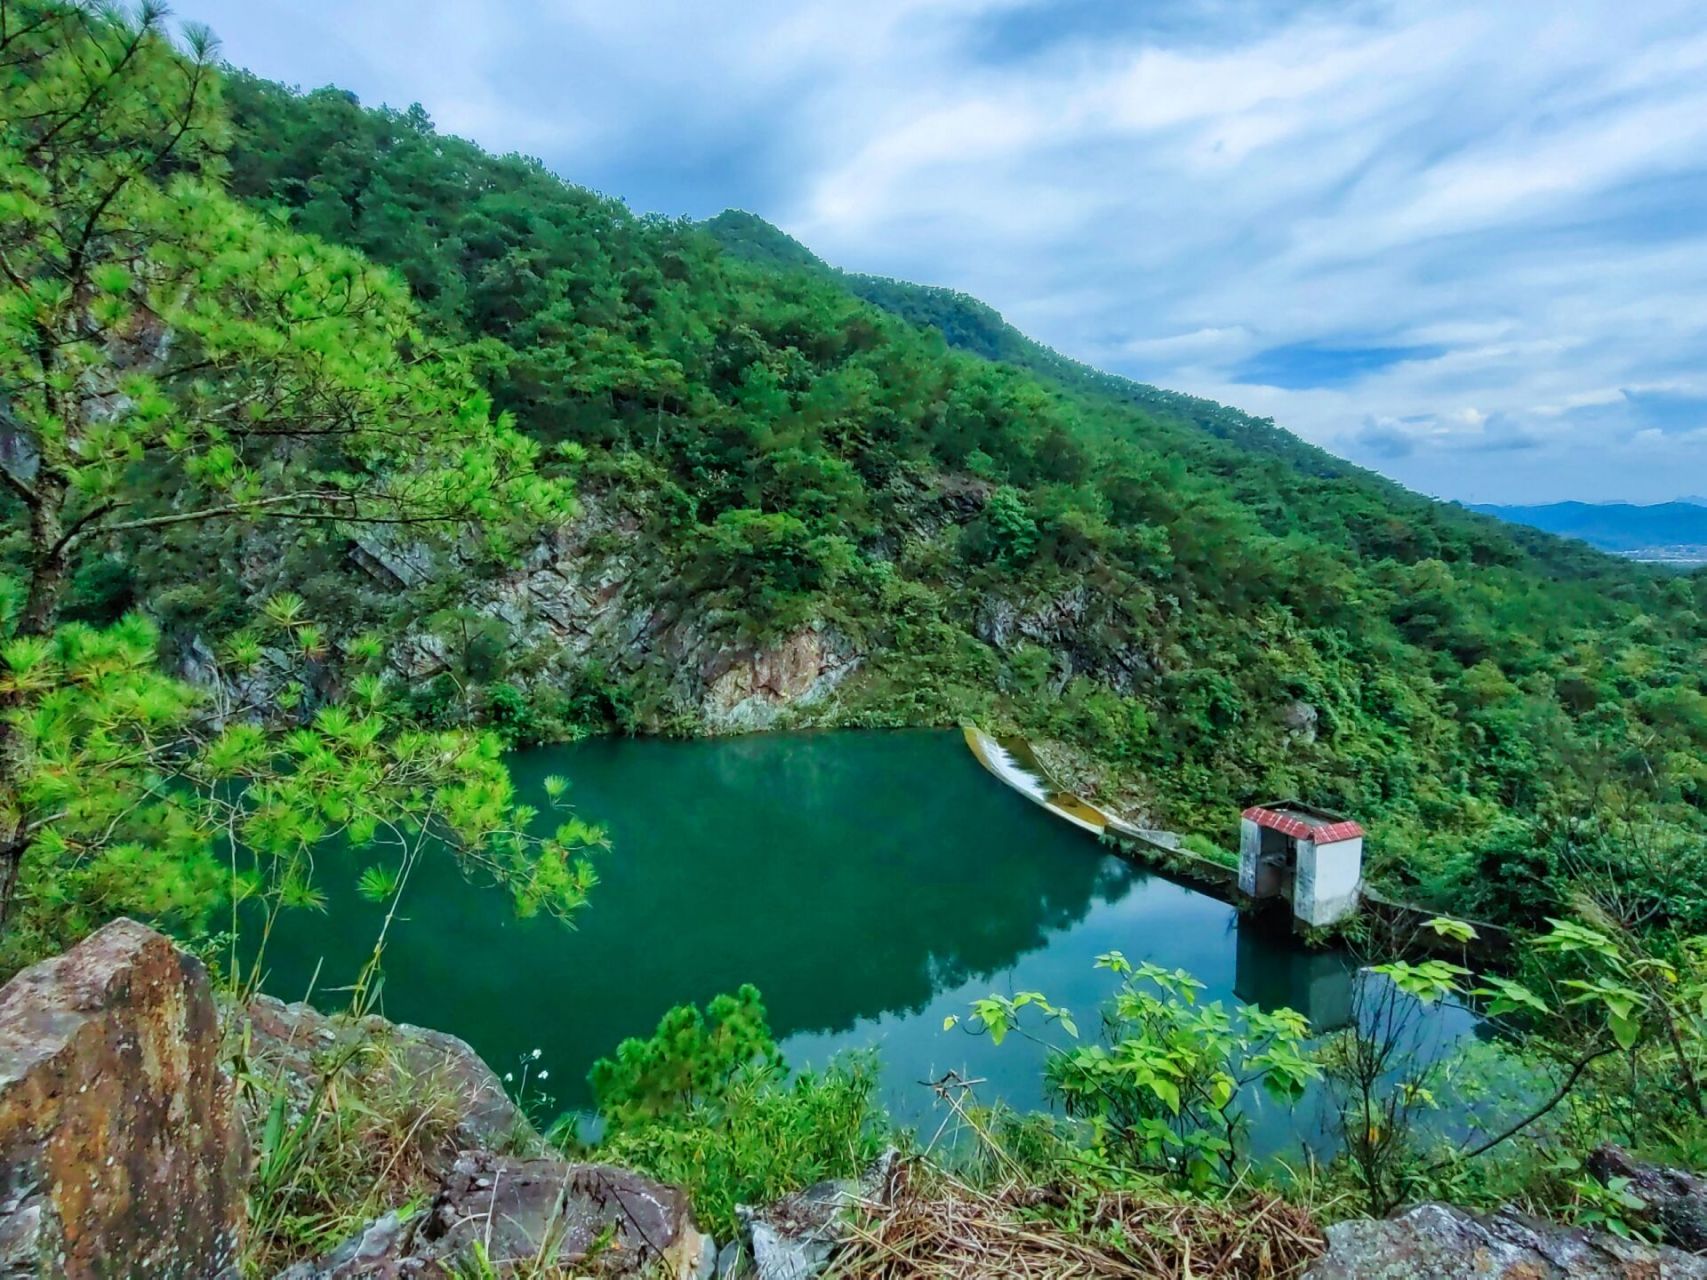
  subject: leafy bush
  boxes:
[1181,834,1237,868]
[402,673,460,728]
[589,984,781,1125]
[594,1058,887,1240]
[959,955,1318,1187]
[58,558,137,627]
[484,682,543,748]
[581,986,889,1238]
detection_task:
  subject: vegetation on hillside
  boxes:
[213,74,1707,930]
[0,1,598,971]
[5,4,1707,1273]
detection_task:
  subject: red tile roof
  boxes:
[1242,806,1364,845]
[1310,821,1365,844]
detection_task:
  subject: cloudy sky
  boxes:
[179,0,1707,503]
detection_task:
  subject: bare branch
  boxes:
[1427,1043,1617,1171]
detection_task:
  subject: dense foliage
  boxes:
[584,987,886,1240]
[7,5,1707,1272]
[213,75,1707,929]
[0,2,591,969]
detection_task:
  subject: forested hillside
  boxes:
[104,74,1707,925]
[9,11,1707,1269]
[705,209,1381,483]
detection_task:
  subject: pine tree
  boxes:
[0,2,593,956]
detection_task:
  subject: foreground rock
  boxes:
[283,1152,714,1278]
[1307,1201,1707,1278]
[0,918,245,1276]
[235,994,534,1177]
[718,1150,901,1279]
[1589,1143,1707,1252]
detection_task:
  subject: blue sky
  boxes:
[177,0,1707,503]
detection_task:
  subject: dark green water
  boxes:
[258,729,1479,1144]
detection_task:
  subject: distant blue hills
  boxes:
[1472,498,1707,559]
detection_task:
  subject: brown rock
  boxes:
[701,625,859,731]
[1306,1202,1707,1279]
[0,918,245,1277]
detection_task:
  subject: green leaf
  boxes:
[357,864,400,902]
[1425,916,1477,943]
[1610,1010,1641,1052]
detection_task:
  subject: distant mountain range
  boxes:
[1472,499,1707,564]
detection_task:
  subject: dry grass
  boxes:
[832,1165,1325,1280]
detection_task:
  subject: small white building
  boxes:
[1237,802,1365,928]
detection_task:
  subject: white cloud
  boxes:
[176,0,1707,502]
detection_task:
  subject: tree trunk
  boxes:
[0,830,24,930]
[0,477,65,932]
[18,474,66,637]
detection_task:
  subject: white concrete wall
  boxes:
[1296,835,1362,927]
[1238,818,1262,896]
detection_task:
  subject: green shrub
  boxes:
[402,673,460,728]
[593,1058,888,1240]
[485,681,543,748]
[590,984,781,1125]
[578,987,890,1238]
[59,557,137,626]
[1181,834,1237,868]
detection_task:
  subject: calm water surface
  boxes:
[259,729,1480,1150]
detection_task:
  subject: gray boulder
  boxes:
[721,1150,900,1279]
[417,1153,712,1276]
[1307,1201,1707,1278]
[1280,700,1320,741]
[281,1153,714,1278]
[1589,1144,1707,1252]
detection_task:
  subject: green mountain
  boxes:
[164,75,1707,925]
[705,210,1375,480]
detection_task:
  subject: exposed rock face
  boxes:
[701,625,859,732]
[0,919,245,1277]
[235,995,534,1177]
[284,1153,714,1278]
[974,588,1156,694]
[1280,699,1320,742]
[1589,1144,1707,1252]
[331,501,863,733]
[1306,1202,1707,1279]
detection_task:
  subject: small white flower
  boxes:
[504,1073,514,1082]
[531,1048,542,1060]
[537,1070,549,1081]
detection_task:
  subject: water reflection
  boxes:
[1235,913,1356,1031]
